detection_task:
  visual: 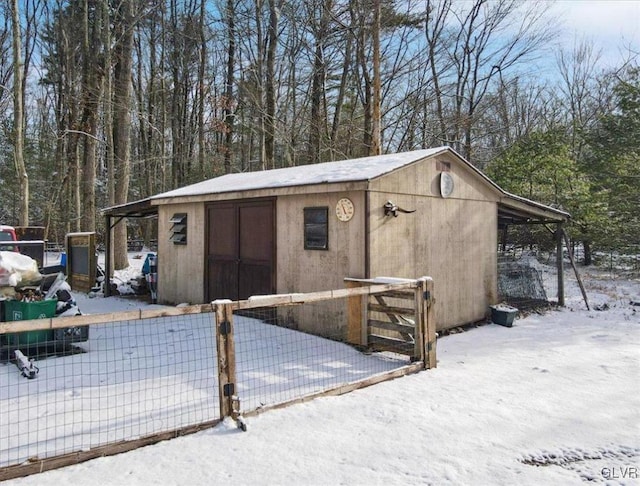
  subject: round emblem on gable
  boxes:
[440,172,454,198]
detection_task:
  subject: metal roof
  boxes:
[101,147,569,225]
[150,148,448,201]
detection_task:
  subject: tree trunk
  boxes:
[583,240,592,266]
[370,0,381,156]
[330,20,353,160]
[112,0,134,270]
[253,0,266,169]
[224,0,235,174]
[355,2,372,157]
[264,0,279,169]
[308,0,331,164]
[104,0,115,274]
[79,0,106,232]
[197,0,206,175]
[11,0,29,226]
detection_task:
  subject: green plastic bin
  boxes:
[490,305,518,327]
[5,299,57,346]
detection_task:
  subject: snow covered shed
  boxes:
[103,147,569,332]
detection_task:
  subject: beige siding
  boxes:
[368,154,499,330]
[152,181,367,206]
[276,191,366,292]
[368,152,498,201]
[157,203,206,304]
[276,191,366,338]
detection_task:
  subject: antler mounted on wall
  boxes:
[383,200,416,217]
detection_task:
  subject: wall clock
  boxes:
[440,172,454,198]
[336,198,354,222]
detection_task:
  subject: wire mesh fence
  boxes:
[233,302,413,415]
[498,223,562,309]
[0,277,436,480]
[215,278,436,421]
[0,309,219,477]
[592,246,640,278]
[497,251,559,309]
[498,225,640,309]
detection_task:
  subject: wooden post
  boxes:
[214,302,237,419]
[563,230,590,310]
[500,225,508,252]
[419,277,436,369]
[413,283,424,363]
[556,223,565,306]
[104,215,112,297]
[346,280,366,346]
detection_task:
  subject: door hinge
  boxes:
[219,320,231,335]
[223,383,235,397]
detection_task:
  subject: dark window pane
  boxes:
[304,207,328,250]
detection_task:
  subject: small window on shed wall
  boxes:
[304,207,328,250]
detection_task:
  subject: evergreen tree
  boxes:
[487,129,608,257]
[584,67,640,254]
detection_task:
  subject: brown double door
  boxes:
[206,199,275,301]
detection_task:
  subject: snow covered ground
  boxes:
[3,255,640,485]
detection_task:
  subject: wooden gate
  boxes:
[346,277,436,367]
[367,290,418,356]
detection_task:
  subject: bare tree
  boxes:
[11,0,28,225]
[424,0,556,162]
[0,12,11,112]
[370,0,381,155]
[308,0,332,164]
[264,0,280,169]
[196,0,206,175]
[223,0,236,173]
[133,3,167,194]
[112,0,134,270]
[557,39,602,162]
[168,0,200,187]
[79,0,107,231]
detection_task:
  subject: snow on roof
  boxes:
[151,147,448,200]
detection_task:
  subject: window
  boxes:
[170,213,187,245]
[304,207,328,250]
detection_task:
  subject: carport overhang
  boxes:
[498,192,570,227]
[101,198,158,297]
[497,192,571,306]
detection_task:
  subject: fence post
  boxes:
[419,277,437,369]
[556,223,565,306]
[346,280,367,346]
[414,282,424,363]
[214,301,237,419]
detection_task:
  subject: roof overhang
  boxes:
[498,192,570,228]
[101,197,157,219]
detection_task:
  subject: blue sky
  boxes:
[549,0,639,69]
